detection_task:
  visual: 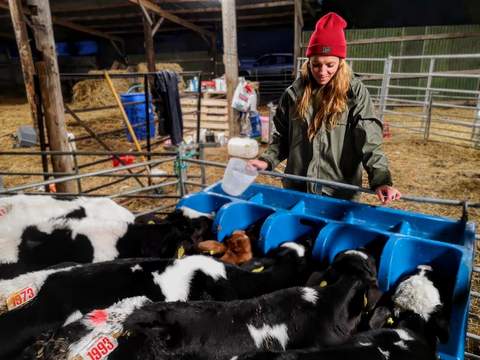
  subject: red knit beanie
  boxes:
[306,12,347,58]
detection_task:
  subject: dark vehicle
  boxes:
[239,53,294,79]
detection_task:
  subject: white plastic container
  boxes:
[221,158,258,196]
[227,137,258,159]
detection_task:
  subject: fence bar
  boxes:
[471,291,480,298]
[465,352,480,360]
[424,92,434,141]
[390,53,480,60]
[0,150,177,156]
[467,333,480,341]
[183,180,207,188]
[379,57,393,121]
[183,158,480,208]
[383,110,426,119]
[109,180,179,199]
[0,158,175,195]
[473,93,480,148]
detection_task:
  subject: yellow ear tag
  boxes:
[363,294,368,308]
[387,317,394,325]
[177,246,185,259]
[319,280,328,288]
[251,266,264,273]
[148,220,155,225]
[209,250,216,255]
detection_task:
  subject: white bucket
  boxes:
[221,158,258,196]
[227,137,258,159]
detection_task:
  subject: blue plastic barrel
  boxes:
[75,41,98,55]
[55,42,70,56]
[120,88,155,142]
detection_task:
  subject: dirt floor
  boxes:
[1,96,480,353]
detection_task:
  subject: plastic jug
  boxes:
[221,158,258,196]
[227,137,258,159]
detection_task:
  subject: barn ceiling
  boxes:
[0,0,321,42]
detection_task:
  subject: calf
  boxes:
[25,249,379,360]
[0,200,212,279]
[233,265,449,360]
[197,230,253,265]
[2,243,307,358]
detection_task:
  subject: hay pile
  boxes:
[137,62,185,90]
[136,62,183,74]
[71,69,136,109]
[71,62,184,109]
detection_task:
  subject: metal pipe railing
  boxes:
[183,158,480,209]
[0,158,176,195]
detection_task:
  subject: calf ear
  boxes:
[367,306,392,329]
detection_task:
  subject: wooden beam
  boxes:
[52,17,124,43]
[65,13,140,21]
[92,22,143,29]
[26,0,76,193]
[172,0,294,14]
[139,1,153,26]
[221,0,239,137]
[152,16,165,36]
[128,0,214,41]
[192,11,294,22]
[51,2,132,13]
[105,19,294,34]
[156,0,217,2]
[7,0,38,129]
[1,0,123,43]
[142,13,156,73]
[70,11,296,23]
[294,0,303,77]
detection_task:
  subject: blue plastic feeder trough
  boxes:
[120,89,155,142]
[177,181,476,360]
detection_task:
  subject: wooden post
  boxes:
[36,62,76,193]
[142,12,156,73]
[221,0,239,137]
[8,0,38,129]
[26,0,76,193]
[293,0,303,78]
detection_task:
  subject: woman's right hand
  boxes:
[247,159,269,171]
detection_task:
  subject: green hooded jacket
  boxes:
[259,75,393,200]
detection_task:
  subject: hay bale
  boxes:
[136,62,183,74]
[71,63,186,109]
[136,62,185,90]
[71,70,138,109]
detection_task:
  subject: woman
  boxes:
[249,12,401,204]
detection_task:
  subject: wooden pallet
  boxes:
[181,96,228,131]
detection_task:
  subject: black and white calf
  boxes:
[25,249,379,360]
[1,242,307,358]
[233,265,449,360]
[0,193,213,279]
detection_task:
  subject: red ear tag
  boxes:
[88,309,109,325]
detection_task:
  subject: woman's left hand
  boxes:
[375,185,402,205]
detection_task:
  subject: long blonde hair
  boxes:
[297,59,352,141]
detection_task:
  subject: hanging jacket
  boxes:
[259,75,393,200]
[153,71,183,145]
